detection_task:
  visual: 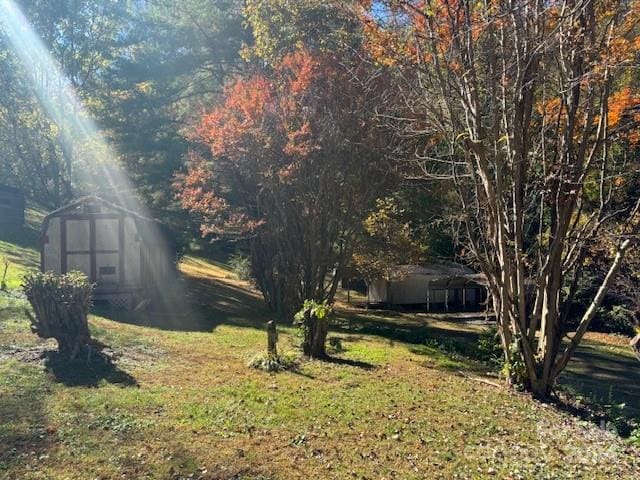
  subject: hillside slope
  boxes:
[0,204,43,289]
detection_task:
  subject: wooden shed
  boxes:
[41,196,175,308]
[0,184,25,226]
[367,263,488,312]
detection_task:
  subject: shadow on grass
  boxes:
[320,354,376,370]
[0,222,40,252]
[335,311,481,348]
[42,349,137,387]
[339,310,640,418]
[88,251,640,423]
[559,343,640,418]
[93,274,273,333]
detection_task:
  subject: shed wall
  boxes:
[40,198,175,308]
[67,252,91,275]
[124,217,141,286]
[43,217,62,273]
[42,213,145,289]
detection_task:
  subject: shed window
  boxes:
[99,266,117,275]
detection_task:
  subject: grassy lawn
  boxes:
[0,206,43,289]
[1,221,639,479]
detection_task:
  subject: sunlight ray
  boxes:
[0,0,133,208]
[0,0,193,317]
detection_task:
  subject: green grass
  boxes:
[0,235,39,289]
[2,307,639,479]
[0,205,43,289]
[1,216,639,478]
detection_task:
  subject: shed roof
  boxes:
[393,263,488,285]
[43,196,175,247]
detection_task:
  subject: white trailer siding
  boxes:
[368,278,388,303]
[366,265,487,309]
[388,275,429,304]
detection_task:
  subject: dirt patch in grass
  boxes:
[0,333,164,389]
[0,342,56,363]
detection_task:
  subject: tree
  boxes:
[0,0,247,231]
[295,300,332,357]
[243,0,360,64]
[0,0,136,206]
[99,0,249,225]
[176,50,393,316]
[361,0,640,397]
[352,196,425,284]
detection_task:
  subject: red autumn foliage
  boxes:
[176,51,332,235]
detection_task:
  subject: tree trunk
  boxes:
[267,320,278,357]
[630,334,639,363]
[301,310,328,358]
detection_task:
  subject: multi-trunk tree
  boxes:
[175,50,393,317]
[361,0,640,397]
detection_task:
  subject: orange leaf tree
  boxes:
[360,0,640,397]
[176,51,394,316]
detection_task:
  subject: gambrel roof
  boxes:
[42,196,175,247]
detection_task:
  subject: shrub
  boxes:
[229,253,252,281]
[327,336,345,353]
[22,271,94,359]
[603,401,633,437]
[422,337,473,364]
[1,257,8,291]
[247,351,298,372]
[502,337,528,387]
[591,306,635,336]
[476,326,504,366]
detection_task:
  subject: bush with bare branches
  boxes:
[23,271,94,360]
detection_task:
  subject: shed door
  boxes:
[62,216,124,285]
[63,219,91,279]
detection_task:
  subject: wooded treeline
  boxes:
[0,0,248,219]
[2,0,640,397]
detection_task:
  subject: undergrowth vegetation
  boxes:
[228,253,253,282]
[247,351,299,373]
